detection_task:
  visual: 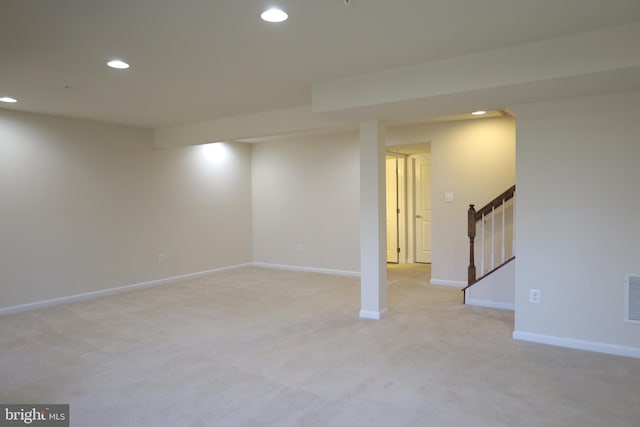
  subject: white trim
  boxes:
[430,278,466,288]
[385,152,408,264]
[0,263,253,316]
[252,262,360,277]
[407,156,416,264]
[465,297,514,311]
[398,156,407,264]
[513,330,640,359]
[359,308,388,320]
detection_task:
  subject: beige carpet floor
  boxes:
[1,264,639,426]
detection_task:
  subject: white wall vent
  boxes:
[625,275,640,323]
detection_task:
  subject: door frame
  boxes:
[385,152,407,263]
[407,156,416,263]
[385,156,399,263]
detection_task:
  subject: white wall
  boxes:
[512,90,640,354]
[251,133,360,274]
[251,118,515,282]
[0,109,515,310]
[466,261,515,310]
[390,118,516,286]
[0,110,252,309]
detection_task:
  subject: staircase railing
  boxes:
[464,185,515,300]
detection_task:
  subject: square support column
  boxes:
[359,120,388,319]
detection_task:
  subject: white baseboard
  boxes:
[359,308,388,320]
[465,297,514,311]
[430,278,466,288]
[252,262,360,278]
[0,263,253,316]
[513,330,640,359]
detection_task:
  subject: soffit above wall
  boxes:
[311,23,640,121]
[1,1,639,128]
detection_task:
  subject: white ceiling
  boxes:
[2,0,640,129]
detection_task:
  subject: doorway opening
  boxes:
[386,143,431,265]
[386,155,402,263]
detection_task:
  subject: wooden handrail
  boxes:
[474,185,515,220]
[466,185,515,289]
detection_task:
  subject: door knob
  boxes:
[416,215,423,218]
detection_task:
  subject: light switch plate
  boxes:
[444,192,454,202]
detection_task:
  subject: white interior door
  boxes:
[386,157,399,263]
[414,154,432,263]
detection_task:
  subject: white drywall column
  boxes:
[359,120,388,319]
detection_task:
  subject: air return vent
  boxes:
[626,275,640,323]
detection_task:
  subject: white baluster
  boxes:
[491,206,495,270]
[481,213,485,276]
[501,198,506,263]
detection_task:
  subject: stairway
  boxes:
[463,185,515,309]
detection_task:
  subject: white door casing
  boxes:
[386,157,399,263]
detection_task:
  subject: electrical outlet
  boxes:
[158,253,165,264]
[529,288,541,304]
[296,244,304,254]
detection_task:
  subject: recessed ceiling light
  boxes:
[261,8,288,23]
[107,59,130,69]
[472,110,487,115]
[0,96,17,103]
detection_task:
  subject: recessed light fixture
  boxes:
[0,96,17,103]
[107,59,130,69]
[471,110,487,115]
[261,8,288,23]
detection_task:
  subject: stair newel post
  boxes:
[467,204,477,290]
